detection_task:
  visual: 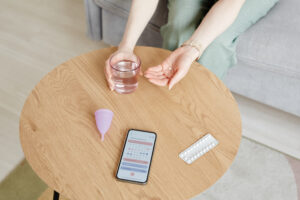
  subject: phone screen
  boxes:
[116,129,156,184]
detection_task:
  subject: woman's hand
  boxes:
[144,46,200,89]
[104,48,133,91]
[104,0,159,91]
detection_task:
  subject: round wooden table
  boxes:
[20,46,241,200]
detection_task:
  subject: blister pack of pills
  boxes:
[179,134,219,164]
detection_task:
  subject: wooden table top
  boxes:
[20,46,241,200]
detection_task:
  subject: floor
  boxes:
[194,138,298,200]
[0,0,108,181]
[0,0,299,199]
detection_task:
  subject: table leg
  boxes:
[53,191,60,200]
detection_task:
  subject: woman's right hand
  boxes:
[104,48,134,91]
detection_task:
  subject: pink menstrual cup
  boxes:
[95,109,113,141]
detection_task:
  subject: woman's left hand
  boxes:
[144,45,200,89]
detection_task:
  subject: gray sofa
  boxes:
[84,0,300,117]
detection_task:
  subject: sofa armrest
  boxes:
[84,0,102,40]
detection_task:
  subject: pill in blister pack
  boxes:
[179,133,219,164]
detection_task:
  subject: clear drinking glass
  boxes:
[109,52,141,94]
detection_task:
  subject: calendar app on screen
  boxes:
[116,129,156,184]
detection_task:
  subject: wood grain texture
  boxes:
[20,46,241,200]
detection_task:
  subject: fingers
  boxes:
[145,63,172,79]
[105,60,114,91]
[144,69,166,79]
[144,70,164,76]
[148,78,169,86]
[168,69,186,90]
[145,64,173,87]
[144,73,167,79]
[145,65,163,73]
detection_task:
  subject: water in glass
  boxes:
[111,60,140,94]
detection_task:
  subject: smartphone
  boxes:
[116,129,157,184]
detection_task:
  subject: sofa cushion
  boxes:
[225,0,300,116]
[224,62,300,117]
[236,0,300,79]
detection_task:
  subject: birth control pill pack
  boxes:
[179,133,219,164]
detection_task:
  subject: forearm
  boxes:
[119,0,159,51]
[186,0,245,52]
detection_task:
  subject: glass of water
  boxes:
[109,52,141,94]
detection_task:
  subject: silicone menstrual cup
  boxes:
[95,109,113,141]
